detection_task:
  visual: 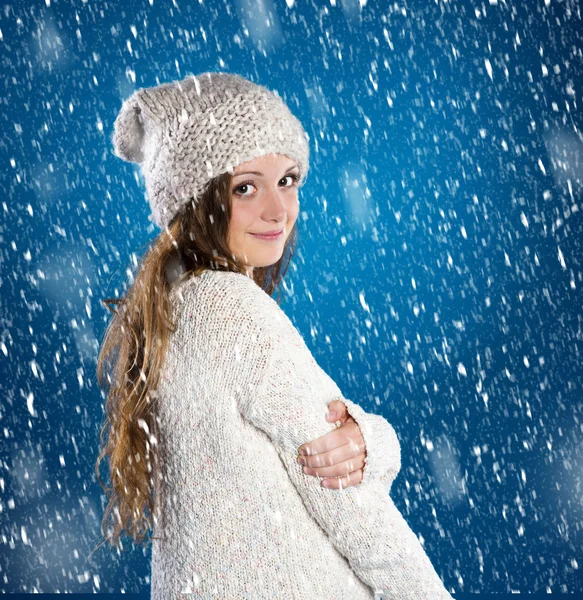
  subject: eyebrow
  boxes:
[233,165,300,177]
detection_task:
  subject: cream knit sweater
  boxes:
[150,269,453,599]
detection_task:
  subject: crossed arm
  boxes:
[229,316,453,598]
[297,397,402,492]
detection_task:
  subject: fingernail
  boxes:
[326,412,338,420]
[322,480,331,488]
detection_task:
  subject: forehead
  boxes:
[233,153,298,175]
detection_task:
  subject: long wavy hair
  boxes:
[92,170,298,554]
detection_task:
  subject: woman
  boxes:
[96,72,453,598]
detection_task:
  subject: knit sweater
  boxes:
[150,269,453,599]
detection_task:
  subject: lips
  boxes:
[250,228,284,240]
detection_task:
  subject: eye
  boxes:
[232,173,300,198]
[282,173,300,187]
[232,181,256,197]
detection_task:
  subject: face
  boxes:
[227,153,301,277]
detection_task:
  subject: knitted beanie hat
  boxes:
[111,72,310,229]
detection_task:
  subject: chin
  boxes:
[247,250,285,269]
[256,256,284,268]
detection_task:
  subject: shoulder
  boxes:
[169,269,276,342]
[170,269,268,313]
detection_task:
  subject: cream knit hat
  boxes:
[111,72,310,229]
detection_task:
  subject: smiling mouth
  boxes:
[249,229,284,240]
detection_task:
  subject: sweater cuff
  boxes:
[336,398,402,486]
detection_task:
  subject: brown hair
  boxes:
[92,170,298,554]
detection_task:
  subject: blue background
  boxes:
[1,0,582,594]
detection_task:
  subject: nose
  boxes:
[262,187,288,222]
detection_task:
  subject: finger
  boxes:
[336,401,349,419]
[325,400,348,422]
[303,458,364,480]
[298,428,347,457]
[300,448,366,477]
[321,469,364,490]
[298,419,364,457]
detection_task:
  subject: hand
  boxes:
[297,399,367,489]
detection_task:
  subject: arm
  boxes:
[190,274,452,598]
[249,340,452,598]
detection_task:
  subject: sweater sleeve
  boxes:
[190,275,453,599]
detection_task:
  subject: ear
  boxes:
[111,93,146,164]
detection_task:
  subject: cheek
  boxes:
[229,205,253,236]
